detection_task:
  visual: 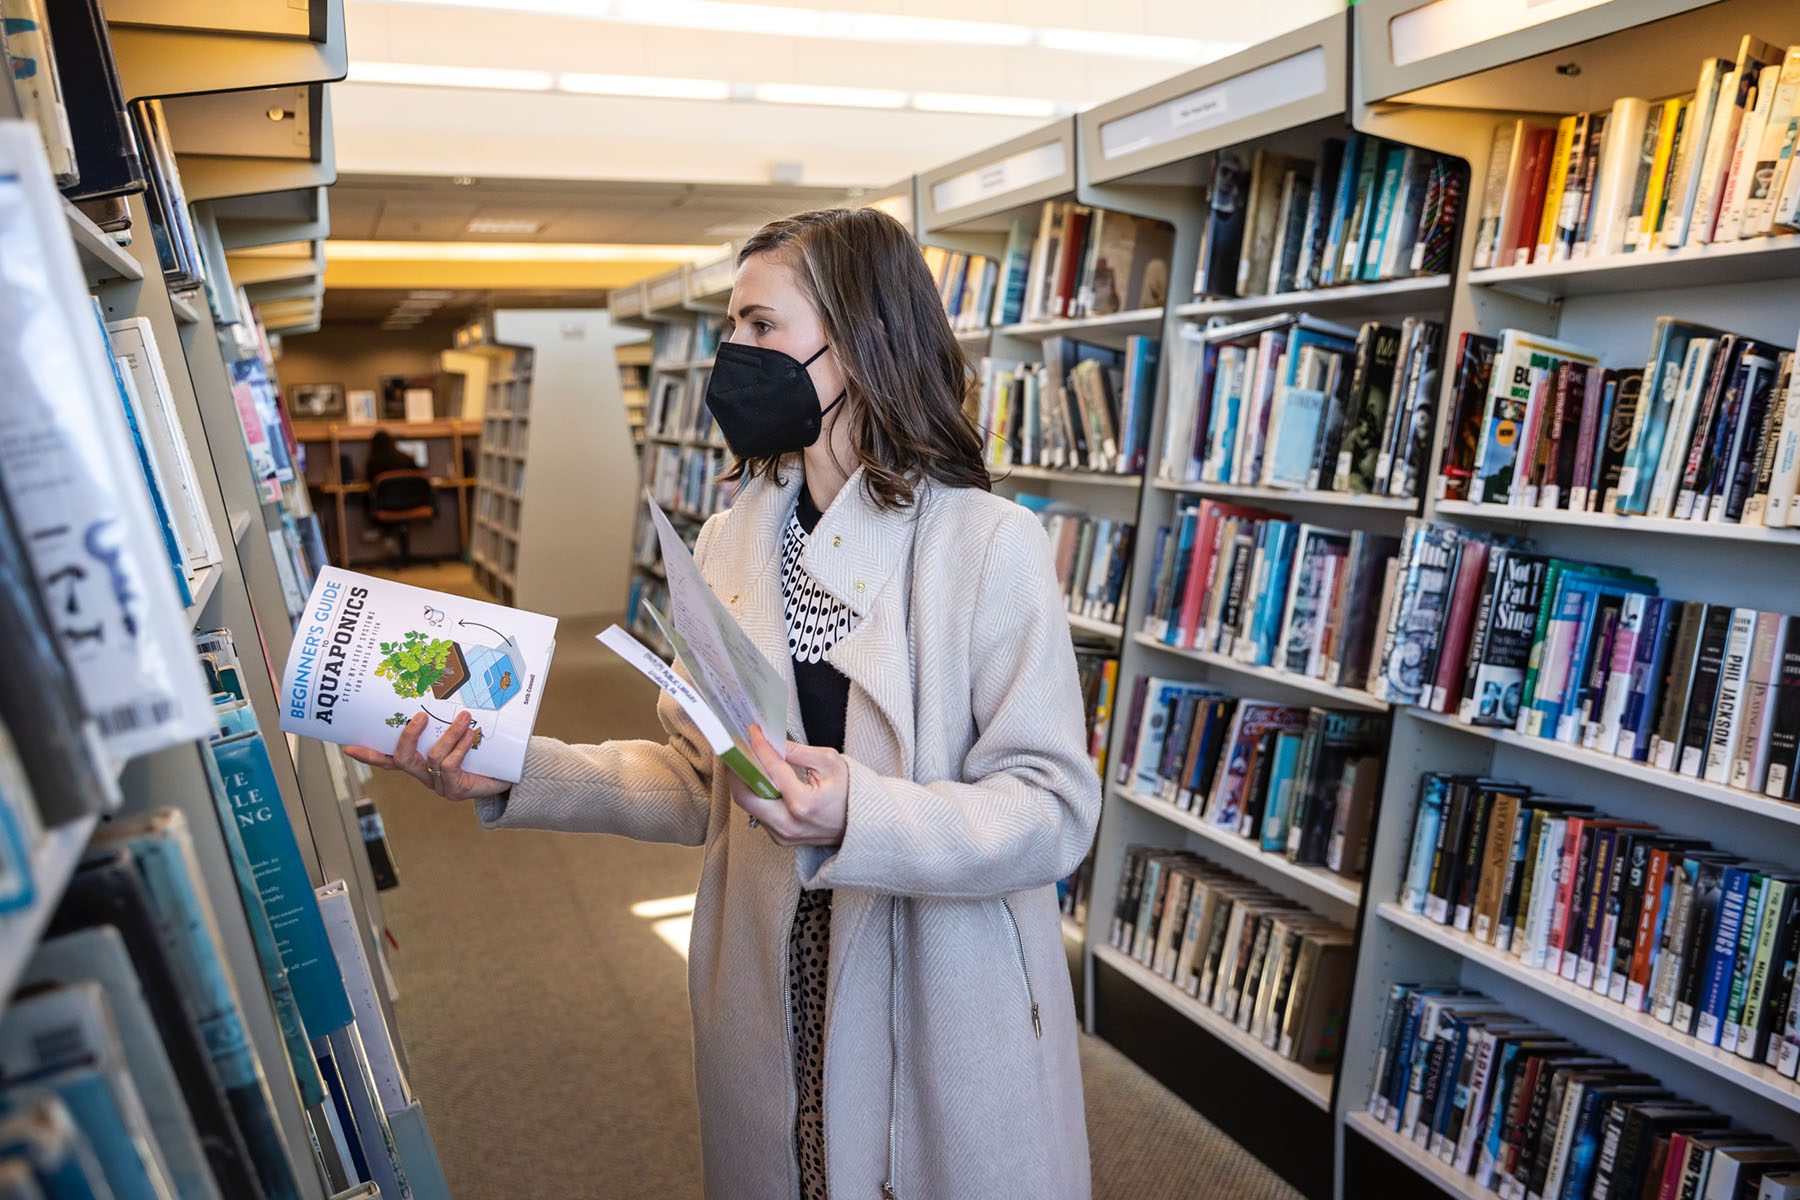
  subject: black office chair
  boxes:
[369,470,436,567]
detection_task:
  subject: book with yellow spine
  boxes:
[1534,115,1577,264]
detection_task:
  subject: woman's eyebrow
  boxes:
[734,303,775,319]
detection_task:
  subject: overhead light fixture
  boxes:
[327,240,726,263]
[750,83,907,110]
[558,72,734,100]
[347,61,555,91]
[1035,29,1242,64]
[371,0,1228,62]
[912,92,1058,119]
[464,217,545,235]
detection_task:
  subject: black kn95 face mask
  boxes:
[704,340,845,460]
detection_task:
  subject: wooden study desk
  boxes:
[294,419,482,566]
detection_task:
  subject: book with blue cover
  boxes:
[1696,865,1754,1045]
[0,1094,111,1200]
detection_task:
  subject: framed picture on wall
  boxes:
[289,382,347,419]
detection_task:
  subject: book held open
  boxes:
[600,494,786,800]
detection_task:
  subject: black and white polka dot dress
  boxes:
[782,485,853,1200]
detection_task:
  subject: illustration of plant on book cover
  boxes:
[280,567,558,782]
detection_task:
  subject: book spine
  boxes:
[1695,867,1751,1045]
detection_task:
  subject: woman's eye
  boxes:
[754,322,773,336]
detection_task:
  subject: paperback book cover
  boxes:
[279,567,557,784]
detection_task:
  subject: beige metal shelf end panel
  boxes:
[208,186,330,250]
[177,89,337,203]
[1355,0,1739,112]
[227,241,324,288]
[684,246,738,311]
[643,267,689,319]
[608,281,648,324]
[918,118,1078,236]
[1079,14,1347,188]
[859,177,919,238]
[108,0,346,101]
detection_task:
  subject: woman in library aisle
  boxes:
[348,207,1102,1200]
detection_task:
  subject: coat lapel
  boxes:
[710,461,925,771]
[805,472,925,775]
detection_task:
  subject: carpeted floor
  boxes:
[366,561,1302,1200]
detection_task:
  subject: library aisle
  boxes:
[364,564,1301,1200]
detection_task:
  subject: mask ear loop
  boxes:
[802,342,847,423]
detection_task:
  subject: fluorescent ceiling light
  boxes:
[347,61,554,90]
[750,83,907,110]
[912,92,1058,119]
[327,240,724,262]
[1035,29,1242,64]
[559,72,732,100]
[363,0,1223,62]
[464,217,545,234]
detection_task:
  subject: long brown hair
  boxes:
[722,207,989,508]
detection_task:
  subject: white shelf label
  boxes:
[930,139,1067,215]
[1098,47,1328,161]
[1389,0,1616,67]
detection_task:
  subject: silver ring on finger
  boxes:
[427,766,441,786]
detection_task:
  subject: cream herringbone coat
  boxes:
[474,461,1100,1199]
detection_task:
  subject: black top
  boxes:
[786,486,851,753]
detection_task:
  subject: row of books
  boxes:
[998,202,1176,326]
[1399,771,1800,1077]
[1194,134,1462,300]
[1159,313,1444,498]
[6,0,209,293]
[1366,982,1800,1199]
[1441,321,1800,527]
[1114,682,1386,879]
[1471,38,1800,271]
[922,246,998,334]
[1110,847,1353,1067]
[646,372,722,445]
[974,335,1159,476]
[1018,498,1134,626]
[1140,499,1399,694]
[1074,648,1121,780]
[627,573,673,658]
[649,317,719,369]
[645,444,730,521]
[1370,520,1800,802]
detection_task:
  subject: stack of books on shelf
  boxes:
[1470,39,1800,272]
[1372,519,1800,803]
[648,371,722,444]
[1440,320,1800,526]
[1059,853,1095,928]
[1110,847,1354,1067]
[1140,498,1400,695]
[994,201,1176,326]
[651,319,698,367]
[1399,771,1800,1074]
[922,245,997,333]
[1115,681,1385,880]
[646,444,728,519]
[1016,496,1134,627]
[975,334,1159,475]
[1160,313,1444,500]
[1075,647,1121,777]
[1193,134,1463,300]
[1364,982,1800,1198]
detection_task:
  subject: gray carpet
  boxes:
[368,564,1302,1200]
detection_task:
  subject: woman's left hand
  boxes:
[727,724,849,847]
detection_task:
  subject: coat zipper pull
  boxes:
[1031,1002,1042,1040]
[882,1182,896,1199]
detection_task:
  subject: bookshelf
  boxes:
[463,308,637,616]
[0,17,447,1186]
[617,256,740,652]
[1337,1,1800,1195]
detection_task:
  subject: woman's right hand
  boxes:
[344,711,510,802]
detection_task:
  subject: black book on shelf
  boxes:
[1676,604,1735,779]
[1194,150,1248,299]
[43,0,146,202]
[1766,614,1800,802]
[50,852,266,1199]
